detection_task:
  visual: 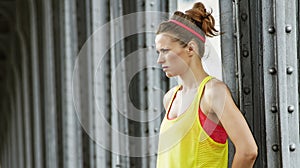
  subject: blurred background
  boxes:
[0,0,299,167]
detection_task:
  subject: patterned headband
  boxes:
[169,19,206,43]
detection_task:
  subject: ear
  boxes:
[186,40,199,55]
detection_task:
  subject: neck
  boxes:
[178,60,208,91]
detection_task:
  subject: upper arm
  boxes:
[206,81,257,152]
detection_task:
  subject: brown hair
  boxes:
[156,2,218,57]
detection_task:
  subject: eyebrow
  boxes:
[156,48,169,54]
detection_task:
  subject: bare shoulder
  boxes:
[163,86,178,111]
[201,79,239,119]
[201,78,233,113]
[204,78,231,98]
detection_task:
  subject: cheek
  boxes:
[167,52,189,68]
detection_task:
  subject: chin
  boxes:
[165,72,176,78]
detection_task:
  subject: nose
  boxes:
[156,53,164,64]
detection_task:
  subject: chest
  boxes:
[168,90,197,119]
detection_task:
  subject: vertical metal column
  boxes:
[262,0,300,167]
[39,0,59,167]
[20,39,33,168]
[58,0,79,167]
[52,1,64,167]
[285,0,300,165]
[77,0,94,167]
[9,94,16,168]
[88,1,99,167]
[262,0,281,167]
[275,0,300,167]
[76,0,95,166]
[28,0,44,167]
[219,0,236,166]
[233,0,243,112]
[91,0,112,167]
[145,1,171,167]
[247,0,267,166]
[11,16,25,166]
[6,102,11,168]
[17,17,33,168]
[236,1,269,167]
[237,0,254,125]
[110,0,130,167]
[14,67,25,168]
[219,0,237,101]
[275,1,290,165]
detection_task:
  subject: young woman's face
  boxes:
[155,34,190,78]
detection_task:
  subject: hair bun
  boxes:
[185,2,218,37]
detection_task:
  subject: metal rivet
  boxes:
[268,67,277,74]
[154,128,159,133]
[290,143,296,151]
[235,72,239,77]
[271,106,277,113]
[241,13,247,21]
[150,2,155,6]
[243,87,251,95]
[233,32,237,38]
[272,144,279,152]
[288,105,294,113]
[285,25,292,33]
[287,66,293,74]
[242,50,249,57]
[268,26,275,34]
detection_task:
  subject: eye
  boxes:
[156,48,170,56]
[161,49,170,54]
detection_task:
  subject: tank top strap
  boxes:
[196,76,213,101]
[166,85,182,113]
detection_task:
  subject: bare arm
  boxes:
[204,81,258,168]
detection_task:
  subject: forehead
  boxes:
[155,33,175,48]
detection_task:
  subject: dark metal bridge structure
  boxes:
[0,0,299,167]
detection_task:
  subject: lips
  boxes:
[162,66,168,71]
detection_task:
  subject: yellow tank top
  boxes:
[156,76,228,168]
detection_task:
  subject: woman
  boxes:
[155,2,257,168]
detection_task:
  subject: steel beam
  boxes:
[90,0,112,167]
[14,66,25,168]
[219,0,236,166]
[110,0,130,167]
[275,0,300,167]
[26,0,44,167]
[261,0,281,167]
[219,0,237,101]
[38,0,59,167]
[57,0,80,167]
[17,14,33,168]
